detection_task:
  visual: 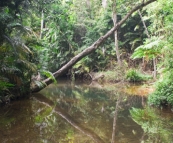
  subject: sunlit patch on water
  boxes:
[0,81,172,143]
[123,84,155,96]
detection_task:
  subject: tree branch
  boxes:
[31,0,156,92]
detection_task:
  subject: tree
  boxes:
[112,0,121,66]
[31,0,156,93]
[0,0,38,102]
[132,9,158,79]
[144,0,173,106]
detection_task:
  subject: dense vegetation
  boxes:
[0,0,173,107]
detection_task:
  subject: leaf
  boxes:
[42,70,57,84]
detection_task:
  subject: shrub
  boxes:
[126,69,151,82]
[148,80,173,106]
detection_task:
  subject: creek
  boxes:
[0,80,173,143]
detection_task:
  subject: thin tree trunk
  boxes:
[40,10,44,39]
[102,0,107,8]
[138,10,149,71]
[138,10,150,38]
[112,0,121,66]
[31,0,156,93]
[153,57,157,80]
[138,10,157,78]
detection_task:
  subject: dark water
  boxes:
[0,81,173,143]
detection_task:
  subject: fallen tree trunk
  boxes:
[32,0,156,93]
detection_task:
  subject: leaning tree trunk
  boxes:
[31,0,156,93]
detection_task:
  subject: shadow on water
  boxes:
[0,80,172,143]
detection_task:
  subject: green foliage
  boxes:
[38,1,78,72]
[126,69,151,82]
[73,59,90,74]
[149,74,173,106]
[35,107,53,123]
[131,37,162,61]
[42,70,57,84]
[97,63,128,82]
[0,0,164,104]
[130,107,173,142]
[130,107,157,133]
[145,0,173,107]
[0,1,38,102]
[0,80,14,90]
[0,80,14,103]
[118,8,149,53]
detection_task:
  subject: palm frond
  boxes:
[16,59,37,73]
[1,66,22,76]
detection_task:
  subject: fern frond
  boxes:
[16,59,37,73]
[0,66,23,86]
[7,22,34,36]
[0,80,14,90]
[22,44,33,54]
[42,70,57,83]
[1,66,22,76]
[7,23,22,28]
[3,35,17,55]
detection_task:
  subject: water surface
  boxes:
[0,81,172,143]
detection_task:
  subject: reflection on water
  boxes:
[0,81,172,143]
[130,107,173,143]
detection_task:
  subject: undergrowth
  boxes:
[148,78,173,106]
[125,69,152,82]
[98,66,127,82]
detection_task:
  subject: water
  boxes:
[0,81,173,143]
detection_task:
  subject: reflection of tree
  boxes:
[111,95,121,143]
[0,82,150,142]
[0,83,160,142]
[34,93,105,143]
[130,107,173,143]
[38,82,147,142]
